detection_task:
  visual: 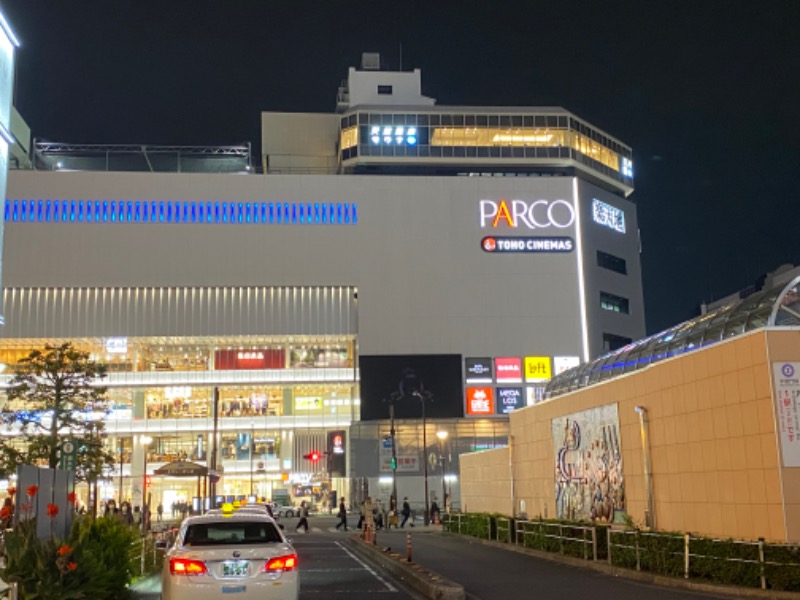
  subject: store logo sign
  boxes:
[465,357,493,383]
[554,356,581,375]
[479,199,575,230]
[592,199,626,233]
[238,351,265,360]
[495,357,522,383]
[105,337,128,354]
[524,356,552,382]
[466,387,494,415]
[496,387,523,414]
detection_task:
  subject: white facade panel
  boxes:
[4,170,644,359]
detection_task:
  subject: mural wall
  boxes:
[552,403,624,522]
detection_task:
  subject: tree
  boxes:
[0,343,115,482]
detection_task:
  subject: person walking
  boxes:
[157,502,163,522]
[374,499,385,530]
[335,498,348,530]
[295,501,309,533]
[400,497,412,528]
[363,496,374,534]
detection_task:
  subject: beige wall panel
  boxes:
[459,329,800,542]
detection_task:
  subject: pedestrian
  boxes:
[335,497,348,530]
[400,497,412,528]
[356,499,365,529]
[374,499,385,530]
[430,500,440,524]
[157,502,163,522]
[363,496,374,533]
[295,501,309,533]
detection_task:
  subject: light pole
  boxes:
[413,391,430,527]
[436,430,448,514]
[140,435,153,533]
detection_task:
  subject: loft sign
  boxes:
[479,199,575,230]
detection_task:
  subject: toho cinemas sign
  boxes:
[479,198,575,254]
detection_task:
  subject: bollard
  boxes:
[9,581,18,600]
[406,531,412,562]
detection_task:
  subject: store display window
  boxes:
[146,387,211,419]
[288,343,353,368]
[219,387,283,417]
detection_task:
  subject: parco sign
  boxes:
[479,199,575,230]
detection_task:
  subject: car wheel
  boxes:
[286,509,295,518]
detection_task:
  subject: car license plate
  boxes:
[222,560,249,577]
[222,585,246,594]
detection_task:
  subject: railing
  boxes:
[607,529,800,591]
[515,519,598,561]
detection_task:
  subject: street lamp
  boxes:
[436,430,448,514]
[140,435,153,533]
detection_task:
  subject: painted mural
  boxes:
[552,403,625,522]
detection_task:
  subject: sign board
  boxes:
[59,438,77,471]
[524,356,552,382]
[465,357,493,383]
[773,362,800,467]
[154,461,209,477]
[466,387,494,415]
[495,387,524,414]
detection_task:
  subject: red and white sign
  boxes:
[214,349,285,370]
[495,357,522,383]
[466,387,494,415]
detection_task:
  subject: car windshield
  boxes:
[184,521,283,546]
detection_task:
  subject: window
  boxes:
[377,85,393,95]
[184,521,283,546]
[603,333,632,352]
[600,292,630,314]
[596,250,627,275]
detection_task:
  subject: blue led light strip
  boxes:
[4,200,358,225]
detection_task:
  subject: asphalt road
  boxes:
[374,527,740,600]
[131,514,746,600]
[130,515,423,600]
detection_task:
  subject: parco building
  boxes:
[0,54,643,513]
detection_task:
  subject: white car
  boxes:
[162,512,299,600]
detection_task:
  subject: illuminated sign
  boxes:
[164,386,192,399]
[105,337,128,354]
[465,357,493,383]
[481,236,574,253]
[496,387,524,414]
[466,387,494,415]
[554,356,581,375]
[524,356,552,382]
[495,358,522,383]
[479,199,575,230]
[621,157,633,178]
[592,199,626,233]
[370,125,417,146]
[295,397,323,411]
[237,351,264,360]
[526,385,546,406]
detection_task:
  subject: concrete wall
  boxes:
[459,329,800,542]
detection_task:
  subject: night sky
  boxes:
[2,0,799,335]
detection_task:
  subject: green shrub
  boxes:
[0,516,139,599]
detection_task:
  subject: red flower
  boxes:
[26,485,38,498]
[57,544,73,557]
[46,503,59,518]
[20,502,31,512]
[67,562,77,571]
[66,492,77,505]
[7,487,16,496]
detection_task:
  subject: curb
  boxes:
[449,534,800,600]
[345,535,464,600]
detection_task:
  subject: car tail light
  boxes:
[170,557,208,575]
[264,554,298,572]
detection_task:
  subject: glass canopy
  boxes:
[545,275,800,399]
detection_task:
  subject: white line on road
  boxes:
[335,541,398,592]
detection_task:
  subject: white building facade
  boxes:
[0,57,643,513]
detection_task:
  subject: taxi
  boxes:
[161,507,299,600]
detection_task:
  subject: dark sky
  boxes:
[2,0,799,335]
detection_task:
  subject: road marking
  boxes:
[335,541,397,592]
